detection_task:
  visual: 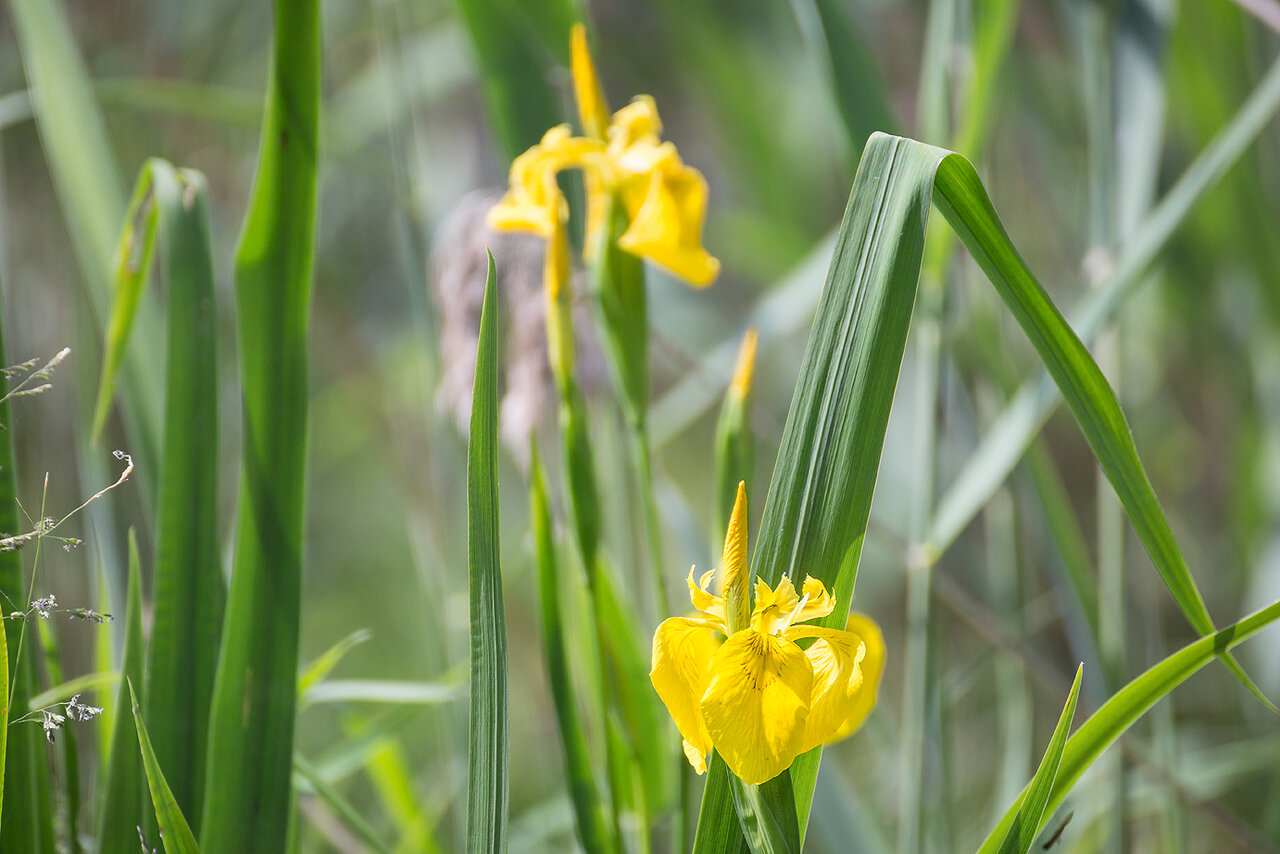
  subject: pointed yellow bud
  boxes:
[571,23,611,142]
[721,482,750,634]
[730,327,759,399]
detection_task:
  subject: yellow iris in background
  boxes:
[487,23,720,290]
[650,483,884,786]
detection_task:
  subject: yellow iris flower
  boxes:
[487,24,720,289]
[650,483,884,785]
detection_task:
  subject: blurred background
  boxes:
[3,0,1280,850]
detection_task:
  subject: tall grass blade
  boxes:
[92,159,224,826]
[200,0,320,849]
[979,665,1082,854]
[96,531,147,854]
[294,755,392,854]
[982,598,1280,847]
[129,683,200,854]
[466,253,508,853]
[928,53,1280,561]
[694,131,1267,850]
[6,0,162,481]
[530,446,617,854]
[0,594,6,833]
[0,288,53,852]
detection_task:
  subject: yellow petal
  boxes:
[651,616,721,769]
[687,568,726,626]
[616,168,720,287]
[682,739,708,775]
[720,482,750,633]
[607,96,663,155]
[751,575,801,635]
[785,624,865,753]
[793,576,836,624]
[831,613,884,740]
[700,629,813,785]
[571,23,611,141]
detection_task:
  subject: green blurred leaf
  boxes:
[297,629,373,696]
[294,755,392,854]
[199,0,320,850]
[96,531,147,854]
[466,252,508,853]
[981,665,1082,854]
[129,682,200,854]
[530,446,617,854]
[301,680,459,706]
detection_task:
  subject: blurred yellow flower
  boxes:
[650,483,884,785]
[488,24,719,288]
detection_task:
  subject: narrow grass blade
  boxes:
[91,158,224,828]
[0,290,54,852]
[930,148,1268,707]
[979,665,1082,854]
[129,683,200,854]
[200,1,320,850]
[530,445,616,854]
[466,253,508,853]
[97,531,147,854]
[983,598,1280,846]
[37,618,81,848]
[301,681,459,706]
[928,53,1280,560]
[297,629,373,696]
[294,755,392,854]
[0,599,6,833]
[6,0,162,481]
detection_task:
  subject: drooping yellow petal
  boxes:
[785,624,866,753]
[700,629,813,785]
[488,125,609,240]
[720,482,750,634]
[651,616,721,769]
[616,167,720,286]
[607,96,663,154]
[570,23,611,141]
[687,568,726,628]
[682,739,708,775]
[831,613,884,740]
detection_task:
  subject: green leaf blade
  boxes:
[129,683,201,854]
[466,252,508,854]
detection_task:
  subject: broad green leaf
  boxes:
[97,531,147,854]
[129,683,200,854]
[729,769,800,854]
[199,1,320,850]
[981,665,1082,854]
[466,252,508,853]
[693,132,1266,851]
[530,445,617,854]
[982,598,1280,846]
[92,158,224,829]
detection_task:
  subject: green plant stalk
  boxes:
[465,254,508,854]
[36,608,82,850]
[96,531,147,854]
[530,445,617,854]
[199,0,319,849]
